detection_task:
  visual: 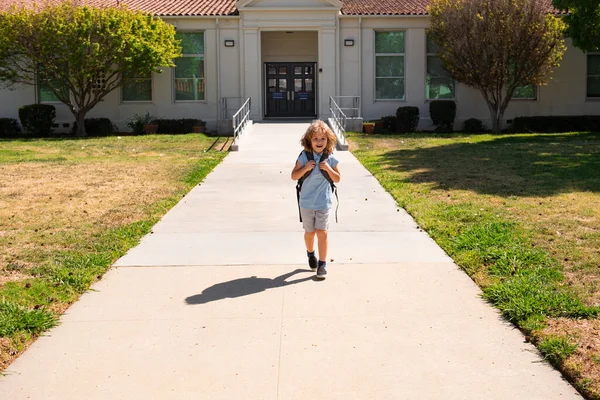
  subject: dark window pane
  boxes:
[305,79,313,92]
[375,56,404,77]
[513,85,537,99]
[176,32,204,54]
[587,77,600,97]
[427,77,455,99]
[175,78,204,100]
[375,32,404,54]
[587,55,600,76]
[175,57,204,79]
[426,37,440,54]
[279,66,287,75]
[375,77,404,99]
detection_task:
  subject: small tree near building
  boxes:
[428,0,567,133]
[0,1,181,136]
[552,0,600,52]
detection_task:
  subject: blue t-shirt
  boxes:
[297,151,339,210]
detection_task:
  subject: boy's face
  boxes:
[310,132,327,153]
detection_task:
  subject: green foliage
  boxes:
[70,118,116,136]
[538,335,577,366]
[463,118,486,133]
[126,112,155,135]
[152,118,204,134]
[395,106,420,133]
[428,0,567,133]
[0,300,57,337]
[429,100,456,132]
[0,1,182,135]
[0,117,21,137]
[512,115,600,133]
[553,0,600,52]
[18,104,56,136]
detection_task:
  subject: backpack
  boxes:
[295,150,339,223]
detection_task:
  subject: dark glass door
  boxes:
[265,62,316,118]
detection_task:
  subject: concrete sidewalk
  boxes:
[1,123,582,399]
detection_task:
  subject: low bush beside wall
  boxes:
[512,116,600,133]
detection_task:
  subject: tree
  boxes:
[552,0,600,51]
[428,0,567,133]
[0,1,181,136]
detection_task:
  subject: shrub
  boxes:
[126,112,154,135]
[511,115,600,133]
[70,118,116,136]
[463,118,486,133]
[0,118,21,137]
[152,118,203,134]
[381,115,397,131]
[18,104,56,136]
[430,100,456,132]
[395,106,420,133]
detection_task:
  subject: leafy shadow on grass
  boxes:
[185,269,315,305]
[378,132,600,197]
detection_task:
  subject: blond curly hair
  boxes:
[300,120,337,155]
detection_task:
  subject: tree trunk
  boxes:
[75,111,86,136]
[487,102,504,134]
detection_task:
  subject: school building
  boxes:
[0,0,598,133]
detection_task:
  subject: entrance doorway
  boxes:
[265,62,316,118]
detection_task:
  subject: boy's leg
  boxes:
[300,208,318,271]
[314,209,331,279]
[315,229,328,262]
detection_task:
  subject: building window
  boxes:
[122,72,152,102]
[375,31,405,100]
[587,53,600,98]
[174,32,204,101]
[426,37,455,100]
[512,85,537,100]
[38,73,68,103]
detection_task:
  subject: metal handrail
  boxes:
[330,96,361,118]
[232,97,251,144]
[329,96,347,146]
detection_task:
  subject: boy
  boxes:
[291,120,341,279]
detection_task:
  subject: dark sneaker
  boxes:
[316,264,327,280]
[308,254,317,271]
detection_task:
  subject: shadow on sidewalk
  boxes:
[185,268,315,305]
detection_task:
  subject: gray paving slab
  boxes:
[0,122,583,399]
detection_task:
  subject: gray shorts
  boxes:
[300,208,331,232]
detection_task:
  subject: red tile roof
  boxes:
[0,0,564,16]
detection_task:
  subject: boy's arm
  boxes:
[320,162,341,183]
[291,160,316,180]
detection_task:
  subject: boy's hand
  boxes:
[305,160,316,172]
[319,160,331,172]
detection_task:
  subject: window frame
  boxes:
[425,36,455,101]
[586,52,600,99]
[173,31,206,103]
[374,30,406,101]
[121,71,153,103]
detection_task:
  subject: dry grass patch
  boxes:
[540,318,600,398]
[0,134,227,372]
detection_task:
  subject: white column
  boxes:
[318,27,337,118]
[243,28,261,120]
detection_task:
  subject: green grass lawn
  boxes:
[0,134,228,371]
[348,131,600,399]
